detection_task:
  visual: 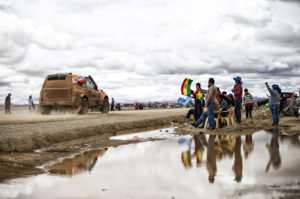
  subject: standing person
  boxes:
[206,78,217,130]
[191,83,204,120]
[265,82,281,126]
[232,76,243,123]
[111,98,115,111]
[28,95,35,111]
[5,93,12,114]
[243,89,254,118]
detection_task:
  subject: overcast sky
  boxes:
[0,0,300,104]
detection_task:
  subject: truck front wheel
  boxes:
[101,98,109,114]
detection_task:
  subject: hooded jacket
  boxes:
[266,84,280,105]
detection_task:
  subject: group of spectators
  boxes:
[4,93,35,114]
[185,76,281,129]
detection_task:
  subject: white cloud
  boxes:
[0,0,300,104]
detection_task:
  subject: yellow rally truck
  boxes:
[39,73,109,115]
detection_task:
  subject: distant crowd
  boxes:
[185,76,282,129]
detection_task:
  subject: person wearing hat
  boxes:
[265,82,281,126]
[226,93,235,108]
[5,93,12,114]
[232,76,243,123]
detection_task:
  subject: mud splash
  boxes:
[0,128,299,199]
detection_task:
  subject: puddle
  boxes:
[110,127,179,141]
[0,128,300,199]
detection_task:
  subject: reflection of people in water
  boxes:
[233,136,243,182]
[266,128,281,172]
[193,134,205,167]
[279,133,300,147]
[179,134,207,169]
[179,137,192,168]
[181,150,192,169]
[206,135,217,183]
[243,134,254,159]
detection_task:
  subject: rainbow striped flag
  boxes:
[181,78,193,96]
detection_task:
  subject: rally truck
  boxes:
[39,73,109,115]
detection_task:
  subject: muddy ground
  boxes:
[0,107,299,183]
[0,108,186,152]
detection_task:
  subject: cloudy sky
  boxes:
[0,0,300,104]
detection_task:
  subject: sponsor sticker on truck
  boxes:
[72,75,86,87]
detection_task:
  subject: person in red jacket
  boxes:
[232,76,243,123]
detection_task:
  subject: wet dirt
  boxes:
[0,128,299,199]
[0,108,299,186]
[0,108,187,152]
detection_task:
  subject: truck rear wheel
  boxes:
[41,106,52,115]
[101,98,109,114]
[78,98,89,114]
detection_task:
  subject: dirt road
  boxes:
[0,109,187,152]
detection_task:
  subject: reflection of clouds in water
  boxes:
[0,130,300,199]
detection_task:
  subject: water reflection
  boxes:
[266,128,281,172]
[243,134,254,159]
[178,128,299,184]
[233,136,242,182]
[206,135,216,183]
[1,129,300,199]
[45,148,108,176]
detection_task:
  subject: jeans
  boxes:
[234,99,242,123]
[195,112,208,127]
[194,101,203,120]
[270,104,280,125]
[208,102,216,129]
[245,105,253,118]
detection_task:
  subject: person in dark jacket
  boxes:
[265,82,281,126]
[111,98,115,111]
[232,76,243,123]
[5,93,12,114]
[191,83,204,120]
[226,93,235,108]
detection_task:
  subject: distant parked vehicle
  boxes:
[39,73,109,115]
[283,94,300,117]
